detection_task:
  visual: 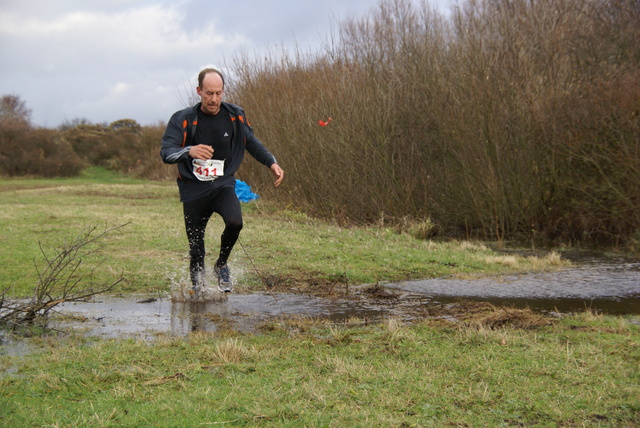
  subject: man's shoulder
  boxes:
[170,104,199,122]
[221,102,245,116]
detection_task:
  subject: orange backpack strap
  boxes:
[181,118,198,147]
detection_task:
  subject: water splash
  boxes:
[170,277,227,303]
[168,255,250,303]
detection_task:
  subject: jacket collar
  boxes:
[190,102,238,119]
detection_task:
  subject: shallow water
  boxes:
[49,292,390,339]
[1,254,639,346]
[388,255,640,315]
[46,255,640,338]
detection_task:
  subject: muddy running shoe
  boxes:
[215,264,233,293]
[191,282,205,298]
[191,270,206,297]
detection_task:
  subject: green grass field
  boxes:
[1,169,638,427]
[2,311,639,427]
[0,168,567,298]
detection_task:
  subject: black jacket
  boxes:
[160,102,277,202]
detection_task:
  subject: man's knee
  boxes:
[225,218,243,233]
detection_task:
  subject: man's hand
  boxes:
[271,163,284,187]
[189,144,214,160]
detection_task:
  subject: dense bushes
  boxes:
[0,95,81,178]
[62,119,174,180]
[0,127,83,178]
[0,105,174,180]
[229,0,640,245]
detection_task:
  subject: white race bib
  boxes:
[192,159,225,181]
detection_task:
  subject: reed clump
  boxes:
[230,0,640,247]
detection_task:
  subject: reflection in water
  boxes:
[389,256,640,315]
[8,255,639,341]
[168,293,388,336]
[48,293,387,339]
[170,300,235,334]
[429,294,640,316]
[393,260,640,300]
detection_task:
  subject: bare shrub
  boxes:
[0,224,126,329]
[229,0,640,244]
[232,0,448,223]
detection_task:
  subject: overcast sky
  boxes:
[0,0,450,128]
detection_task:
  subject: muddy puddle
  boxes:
[49,292,393,339]
[1,254,639,347]
[45,254,640,337]
[387,259,640,316]
[387,253,640,315]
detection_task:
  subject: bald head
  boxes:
[196,70,224,115]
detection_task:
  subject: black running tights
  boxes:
[183,186,243,287]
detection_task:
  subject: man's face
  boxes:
[197,73,224,115]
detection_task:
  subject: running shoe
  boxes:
[215,264,233,293]
[191,271,206,296]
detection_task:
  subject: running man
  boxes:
[161,68,284,293]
